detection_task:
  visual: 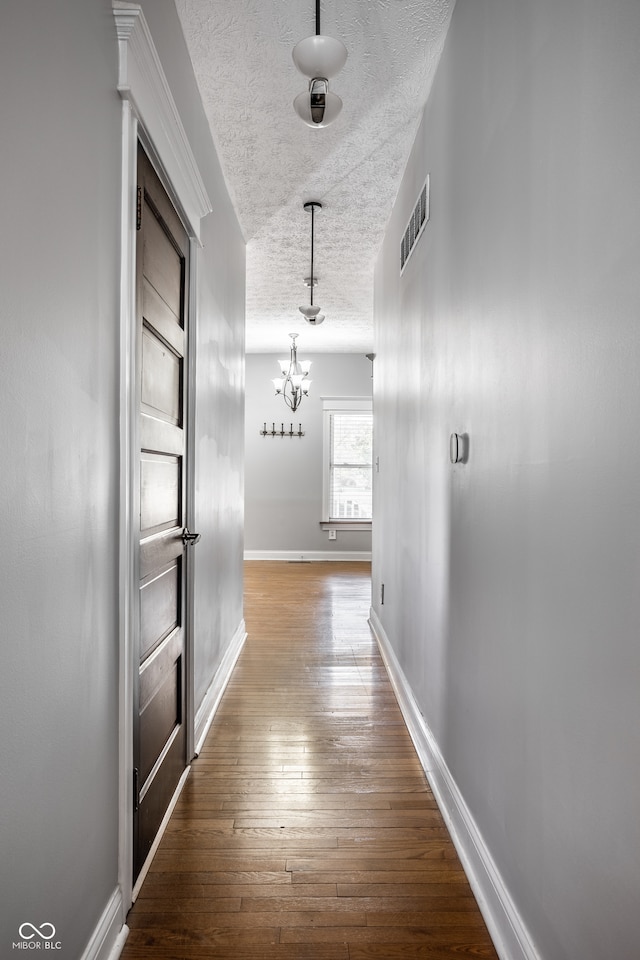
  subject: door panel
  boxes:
[140,454,181,534]
[140,417,183,462]
[143,207,183,316]
[143,279,185,356]
[141,326,182,424]
[134,143,190,882]
[139,530,183,582]
[140,563,180,660]
[140,650,181,783]
[139,628,183,710]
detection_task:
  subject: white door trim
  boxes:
[113,2,212,241]
[113,0,211,914]
[183,245,198,765]
[115,91,137,929]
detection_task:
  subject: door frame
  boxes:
[113,2,211,912]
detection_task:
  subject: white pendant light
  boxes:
[292,35,348,80]
[299,303,322,319]
[293,84,343,128]
[292,1,347,128]
[298,201,325,326]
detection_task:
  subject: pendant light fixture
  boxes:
[299,201,325,325]
[272,334,312,411]
[293,0,347,128]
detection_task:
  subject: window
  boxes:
[322,398,373,522]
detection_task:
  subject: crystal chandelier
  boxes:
[272,334,312,411]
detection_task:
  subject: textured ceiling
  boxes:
[175,0,454,353]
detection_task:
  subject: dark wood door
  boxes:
[134,144,190,882]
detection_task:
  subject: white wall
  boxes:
[373,1,640,959]
[245,352,372,557]
[0,1,245,956]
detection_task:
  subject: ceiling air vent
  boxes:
[400,175,430,274]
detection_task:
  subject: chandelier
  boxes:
[292,0,348,127]
[272,334,312,411]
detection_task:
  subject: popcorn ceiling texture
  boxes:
[175,0,454,352]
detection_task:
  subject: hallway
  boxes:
[121,562,498,959]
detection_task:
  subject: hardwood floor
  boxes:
[121,561,498,959]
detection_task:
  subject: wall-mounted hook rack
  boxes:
[260,422,305,438]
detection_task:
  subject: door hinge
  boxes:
[136,186,142,231]
[133,767,139,811]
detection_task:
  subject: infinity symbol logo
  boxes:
[18,923,56,941]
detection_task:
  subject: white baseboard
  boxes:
[105,925,129,960]
[194,619,247,755]
[244,550,372,561]
[80,887,128,960]
[369,608,541,960]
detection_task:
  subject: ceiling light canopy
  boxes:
[292,0,348,128]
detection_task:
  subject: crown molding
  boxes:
[112,2,212,240]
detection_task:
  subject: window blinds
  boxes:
[329,412,373,520]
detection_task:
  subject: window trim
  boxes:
[321,397,373,525]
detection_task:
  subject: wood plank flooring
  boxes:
[121,560,498,959]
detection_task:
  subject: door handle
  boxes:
[182,528,201,546]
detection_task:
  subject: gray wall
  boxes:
[0,1,245,957]
[245,352,372,556]
[373,1,640,959]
